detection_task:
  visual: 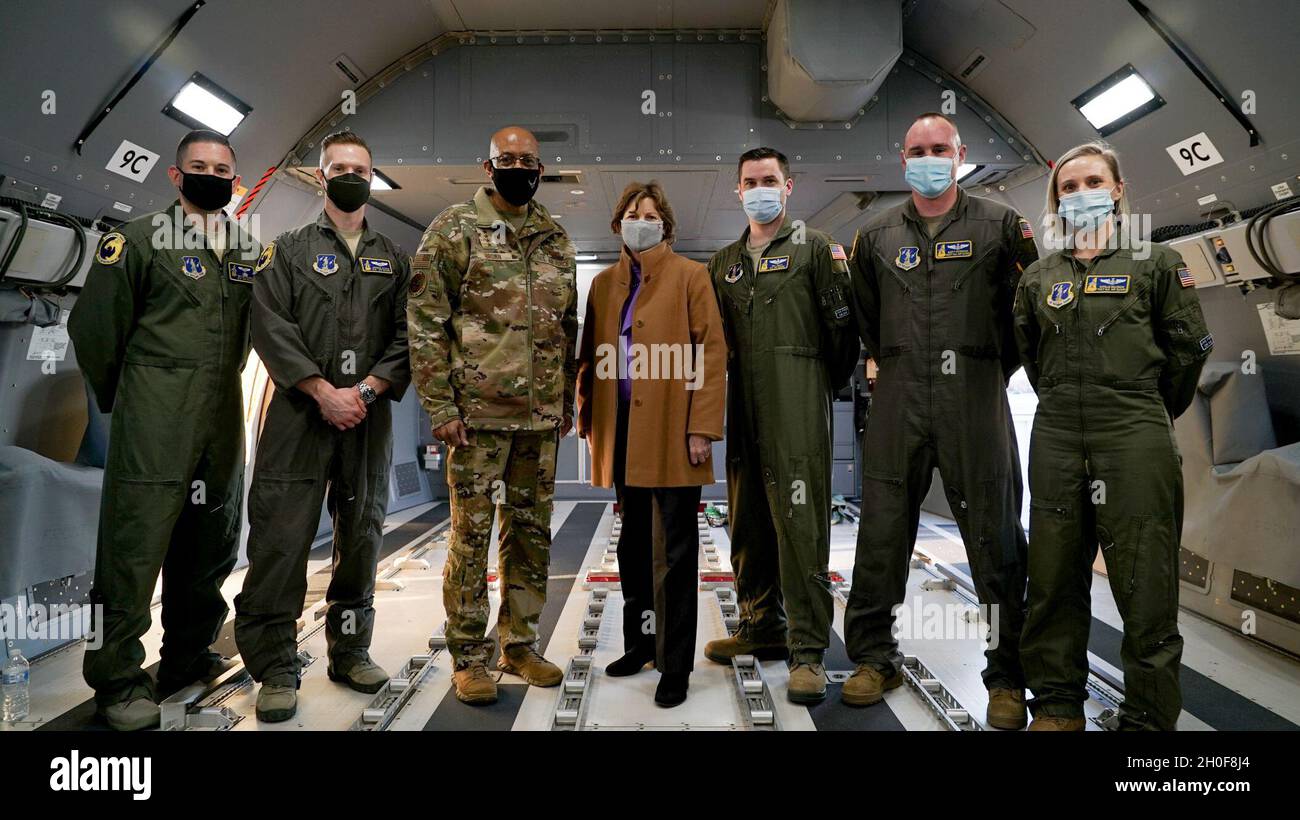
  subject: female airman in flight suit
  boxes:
[1013,142,1212,731]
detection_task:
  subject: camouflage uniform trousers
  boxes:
[444,428,558,668]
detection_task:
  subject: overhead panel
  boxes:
[351,64,435,165]
[598,168,720,239]
[674,43,761,158]
[455,44,657,160]
[300,33,1041,247]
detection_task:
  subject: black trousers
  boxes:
[613,400,700,674]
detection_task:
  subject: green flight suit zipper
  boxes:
[950,245,999,291]
[1096,283,1146,336]
[924,234,933,424]
[874,250,912,293]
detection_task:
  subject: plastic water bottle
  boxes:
[2,648,30,722]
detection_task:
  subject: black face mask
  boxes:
[490,167,540,207]
[326,172,371,213]
[180,171,234,211]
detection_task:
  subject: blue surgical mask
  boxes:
[742,186,785,224]
[621,218,664,252]
[1057,188,1116,230]
[904,156,956,199]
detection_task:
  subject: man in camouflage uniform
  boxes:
[407,126,577,705]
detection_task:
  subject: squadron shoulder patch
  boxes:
[1083,274,1130,294]
[757,256,790,273]
[96,232,126,265]
[312,253,339,276]
[934,240,973,260]
[254,242,275,272]
[359,257,393,274]
[895,246,919,271]
[409,271,427,298]
[1046,281,1075,308]
[227,261,255,284]
[1198,333,1214,351]
[724,262,744,283]
[180,255,206,280]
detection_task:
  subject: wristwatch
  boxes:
[356,382,377,405]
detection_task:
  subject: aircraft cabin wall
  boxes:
[1,0,1298,666]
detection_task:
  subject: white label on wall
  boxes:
[1257,303,1300,355]
[1165,132,1224,176]
[41,192,62,210]
[105,139,160,183]
[1272,181,1294,200]
[26,309,71,362]
[1196,193,1218,206]
[112,201,133,213]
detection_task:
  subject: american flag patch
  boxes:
[829,242,847,261]
[1176,265,1195,288]
[1018,218,1034,239]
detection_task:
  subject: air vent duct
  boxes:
[766,0,902,122]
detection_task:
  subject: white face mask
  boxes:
[621,218,664,252]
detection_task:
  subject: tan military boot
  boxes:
[986,688,1028,730]
[1028,715,1086,731]
[256,677,298,723]
[99,696,160,731]
[498,645,563,687]
[703,633,789,665]
[453,662,499,705]
[787,662,827,704]
[841,664,903,706]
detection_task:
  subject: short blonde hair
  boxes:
[610,181,676,243]
[1043,141,1130,241]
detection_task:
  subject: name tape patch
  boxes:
[359,257,393,274]
[934,240,973,260]
[1084,274,1130,294]
[227,262,255,284]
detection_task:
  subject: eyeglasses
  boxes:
[489,153,541,170]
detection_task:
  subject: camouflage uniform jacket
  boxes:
[407,186,578,431]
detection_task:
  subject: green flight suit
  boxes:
[69,202,261,706]
[844,190,1038,690]
[707,216,858,663]
[233,211,411,683]
[1013,242,1211,730]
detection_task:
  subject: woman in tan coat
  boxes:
[576,181,727,707]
